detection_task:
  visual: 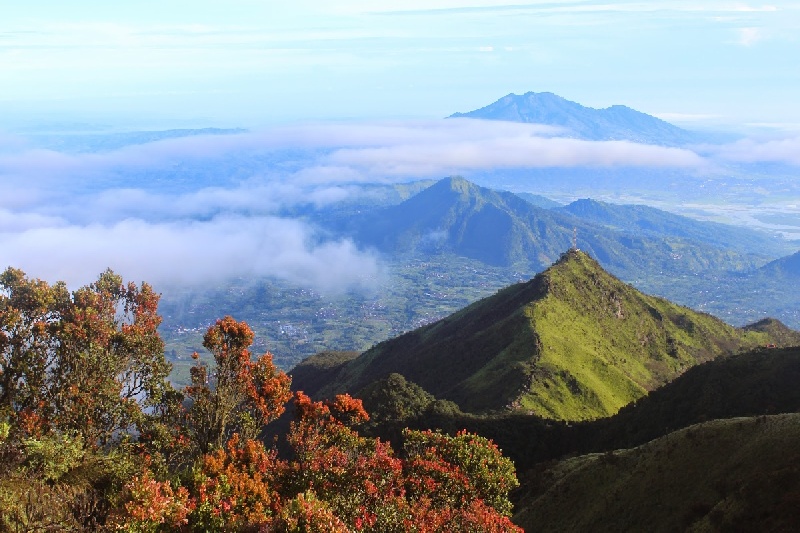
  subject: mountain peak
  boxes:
[554,247,591,264]
[545,246,606,278]
[354,176,574,269]
[450,91,698,146]
[295,248,787,420]
[436,175,474,193]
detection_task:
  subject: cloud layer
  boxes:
[0,215,382,292]
[2,118,796,291]
[706,136,800,166]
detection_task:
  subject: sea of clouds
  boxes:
[1,119,797,292]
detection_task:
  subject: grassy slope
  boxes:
[513,249,772,419]
[316,271,549,410]
[309,250,783,420]
[513,413,800,532]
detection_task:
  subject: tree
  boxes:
[185,316,292,454]
[0,267,173,445]
[3,270,523,531]
[403,429,520,517]
[358,373,435,423]
[0,268,68,425]
[0,268,176,530]
[285,392,406,527]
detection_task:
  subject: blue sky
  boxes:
[1,1,798,128]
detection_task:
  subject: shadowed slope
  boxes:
[514,413,800,532]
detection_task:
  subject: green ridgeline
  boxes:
[303,249,789,421]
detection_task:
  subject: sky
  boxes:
[1,0,799,128]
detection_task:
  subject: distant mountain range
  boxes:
[348,176,778,278]
[292,250,793,419]
[450,91,703,146]
[554,197,784,257]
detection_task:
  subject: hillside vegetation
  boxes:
[513,413,800,532]
[387,346,798,472]
[300,250,787,420]
[0,268,521,532]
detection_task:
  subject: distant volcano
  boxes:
[450,91,701,146]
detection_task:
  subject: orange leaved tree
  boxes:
[184,316,293,454]
[0,267,172,445]
[2,269,522,532]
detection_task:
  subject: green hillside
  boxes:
[362,346,800,475]
[288,350,360,396]
[300,250,783,420]
[513,413,800,532]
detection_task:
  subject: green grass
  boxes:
[511,250,779,420]
[513,413,800,532]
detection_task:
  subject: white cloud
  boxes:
[731,4,778,13]
[0,131,29,153]
[0,216,383,292]
[0,119,709,212]
[654,112,725,123]
[737,27,763,45]
[324,134,705,177]
[709,136,800,165]
[360,1,787,16]
[54,182,355,225]
[0,120,563,184]
[0,209,66,232]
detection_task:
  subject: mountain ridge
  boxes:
[450,91,701,146]
[556,197,788,257]
[350,176,772,278]
[294,249,787,420]
[513,412,800,532]
[758,249,800,278]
